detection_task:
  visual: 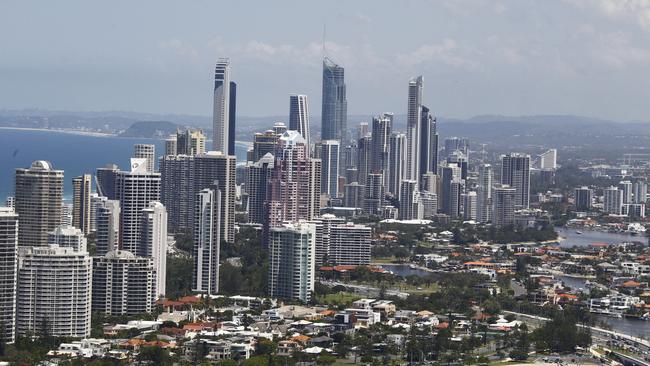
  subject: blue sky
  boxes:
[2,0,650,121]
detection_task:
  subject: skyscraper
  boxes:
[344,182,365,209]
[175,129,206,156]
[268,222,316,302]
[252,130,280,163]
[194,151,236,243]
[267,131,321,227]
[17,245,92,338]
[72,174,92,234]
[213,58,231,154]
[574,186,593,211]
[92,250,155,315]
[618,181,633,204]
[320,140,340,198]
[321,57,347,142]
[399,180,421,220]
[501,154,531,209]
[539,149,557,170]
[603,186,624,215]
[96,164,119,199]
[95,199,120,256]
[477,164,493,223]
[193,186,221,295]
[229,81,237,156]
[440,165,462,216]
[133,144,156,173]
[463,191,478,221]
[245,153,274,225]
[371,113,392,180]
[388,133,408,197]
[139,201,167,298]
[115,159,161,254]
[633,178,648,203]
[159,154,194,233]
[15,161,64,247]
[329,222,372,266]
[48,225,87,252]
[0,208,18,343]
[356,135,372,186]
[289,94,310,147]
[419,105,438,185]
[407,76,423,181]
[492,185,516,227]
[364,173,384,216]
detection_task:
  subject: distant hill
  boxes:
[118,121,180,138]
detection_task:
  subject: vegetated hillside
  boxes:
[118,120,180,138]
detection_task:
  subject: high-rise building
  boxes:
[213,58,231,154]
[329,222,372,266]
[17,245,92,338]
[96,164,119,199]
[308,214,345,266]
[539,149,557,170]
[371,113,392,179]
[15,160,64,247]
[419,105,438,185]
[420,191,438,218]
[229,81,237,156]
[115,159,161,254]
[447,150,468,180]
[364,173,384,216]
[289,94,310,147]
[449,179,464,218]
[252,130,279,163]
[440,165,462,216]
[133,144,156,173]
[95,199,120,256]
[245,153,274,224]
[165,136,177,156]
[356,135,372,186]
[633,179,648,203]
[72,174,92,234]
[4,197,14,209]
[268,222,316,302]
[388,133,408,197]
[92,250,155,315]
[574,187,593,211]
[272,122,288,135]
[139,201,167,298]
[463,191,478,221]
[344,182,365,209]
[407,76,423,181]
[176,129,206,156]
[320,140,340,198]
[61,203,73,227]
[603,186,624,215]
[48,225,87,252]
[321,57,347,142]
[399,180,421,220]
[443,137,469,159]
[160,154,194,233]
[194,151,236,243]
[193,187,221,295]
[618,181,633,204]
[492,185,516,228]
[501,154,531,209]
[477,164,493,223]
[267,131,321,227]
[0,208,18,343]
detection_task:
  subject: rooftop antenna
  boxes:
[322,23,328,60]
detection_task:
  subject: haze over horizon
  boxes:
[3,0,650,122]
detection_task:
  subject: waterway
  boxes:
[556,227,646,248]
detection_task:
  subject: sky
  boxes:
[2,0,650,121]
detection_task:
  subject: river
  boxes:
[556,227,646,248]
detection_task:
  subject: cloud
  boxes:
[159,38,200,63]
[396,39,478,69]
[566,0,650,31]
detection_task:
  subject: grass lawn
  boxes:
[370,257,398,264]
[396,282,440,295]
[317,292,362,306]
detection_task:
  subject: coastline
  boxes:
[0,126,116,138]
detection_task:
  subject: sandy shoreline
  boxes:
[0,126,116,138]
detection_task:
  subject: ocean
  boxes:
[0,129,250,200]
